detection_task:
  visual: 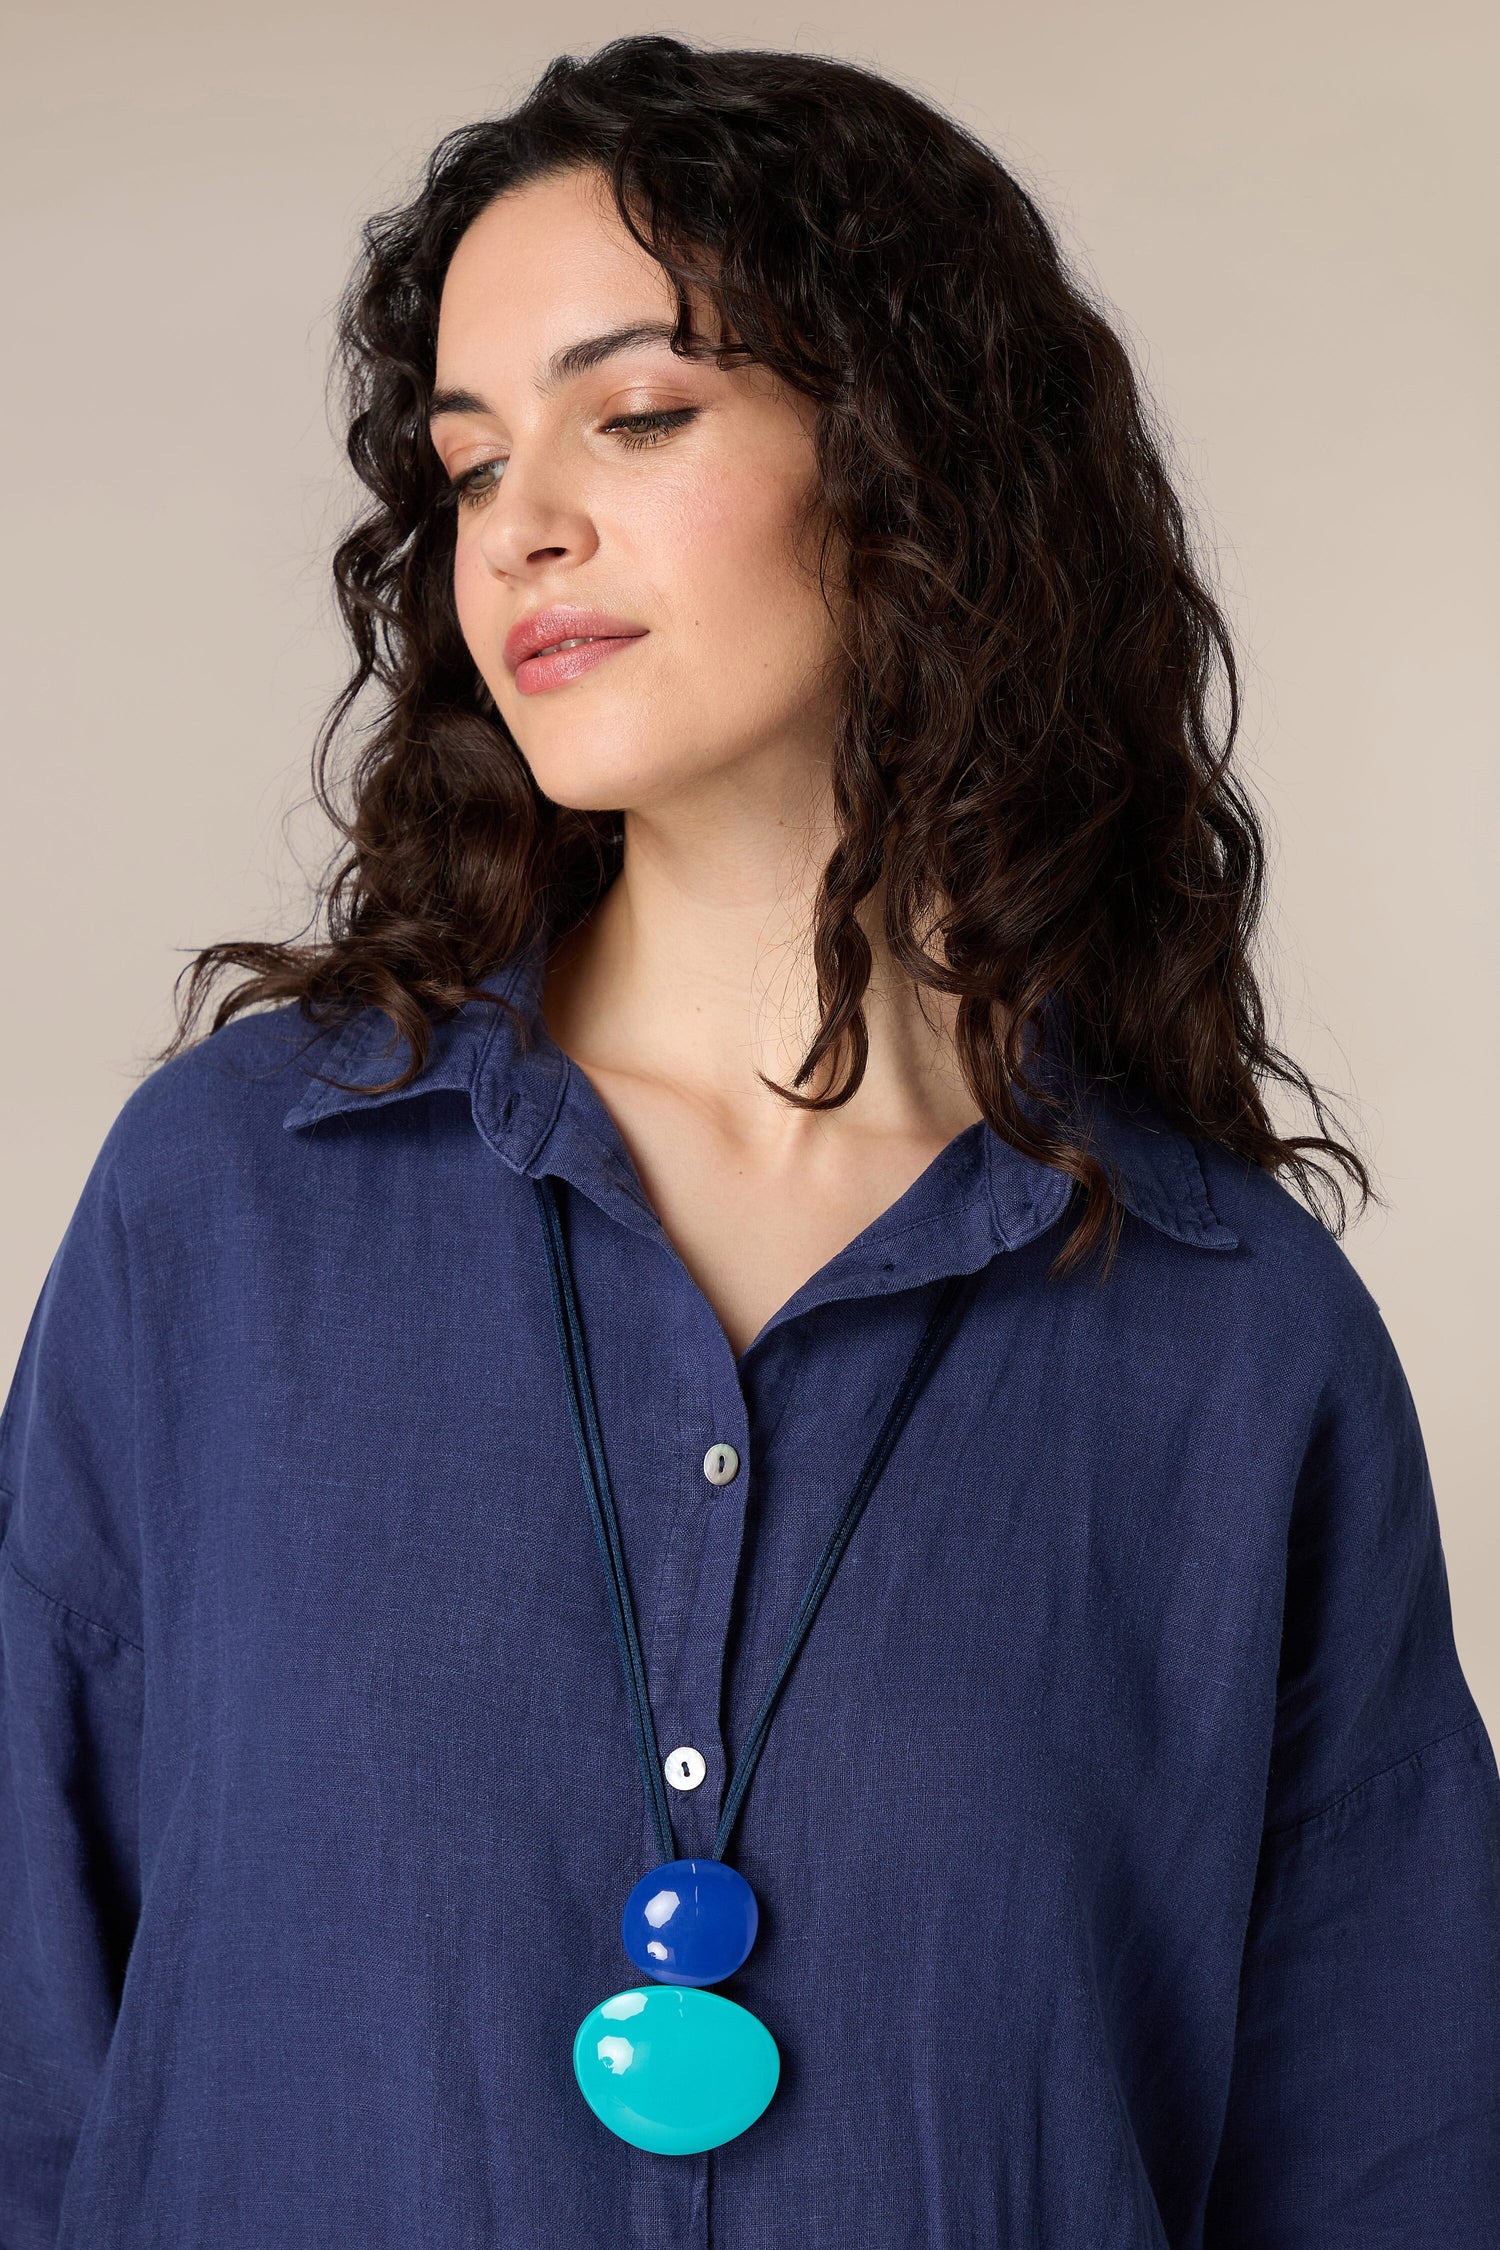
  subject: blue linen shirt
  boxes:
[3,922,1498,2249]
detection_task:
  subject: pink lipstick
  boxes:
[505,605,649,696]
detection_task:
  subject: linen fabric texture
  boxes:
[2,925,1497,2248]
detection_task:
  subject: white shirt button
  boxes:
[703,1442,740,1485]
[664,1745,707,1792]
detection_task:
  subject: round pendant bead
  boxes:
[621,1856,759,1986]
[574,1984,780,2154]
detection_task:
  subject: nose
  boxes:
[476,450,599,578]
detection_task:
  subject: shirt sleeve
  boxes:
[0,1137,145,2245]
[1202,1278,1500,2245]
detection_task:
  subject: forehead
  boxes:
[436,169,676,362]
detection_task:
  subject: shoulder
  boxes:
[1192,1133,1410,1430]
[88,1000,350,1222]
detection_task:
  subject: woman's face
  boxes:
[430,165,845,816]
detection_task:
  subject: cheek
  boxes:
[658,466,832,674]
[451,538,497,656]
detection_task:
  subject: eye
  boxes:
[443,408,700,511]
[602,406,700,449]
[447,458,502,510]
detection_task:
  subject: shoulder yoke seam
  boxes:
[1262,1710,1489,1845]
[0,1543,145,1656]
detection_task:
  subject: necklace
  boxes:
[532,1173,976,2155]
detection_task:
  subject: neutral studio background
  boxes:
[2,3,1496,1725]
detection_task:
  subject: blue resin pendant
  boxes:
[574,1984,781,2154]
[621,1857,759,1986]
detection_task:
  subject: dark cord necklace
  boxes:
[533,1173,978,2155]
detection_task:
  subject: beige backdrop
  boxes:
[3,3,1496,1724]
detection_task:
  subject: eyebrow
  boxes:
[429,321,711,422]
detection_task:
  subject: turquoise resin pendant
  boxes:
[573,1984,780,2154]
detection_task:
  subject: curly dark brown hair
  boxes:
[153,30,1374,1278]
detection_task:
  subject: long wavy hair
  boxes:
[153,31,1374,1277]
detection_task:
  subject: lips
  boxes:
[504,605,648,675]
[513,634,645,697]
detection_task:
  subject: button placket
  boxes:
[641,1311,752,1864]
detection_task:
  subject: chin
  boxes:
[522,732,728,814]
[518,750,659,815]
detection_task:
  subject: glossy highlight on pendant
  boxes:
[573,1985,781,2154]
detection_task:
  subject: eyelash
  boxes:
[445,408,700,510]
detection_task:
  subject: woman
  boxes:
[2,32,1496,2249]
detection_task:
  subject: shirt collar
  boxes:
[281,925,1238,1257]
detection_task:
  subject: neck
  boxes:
[541,795,986,1158]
